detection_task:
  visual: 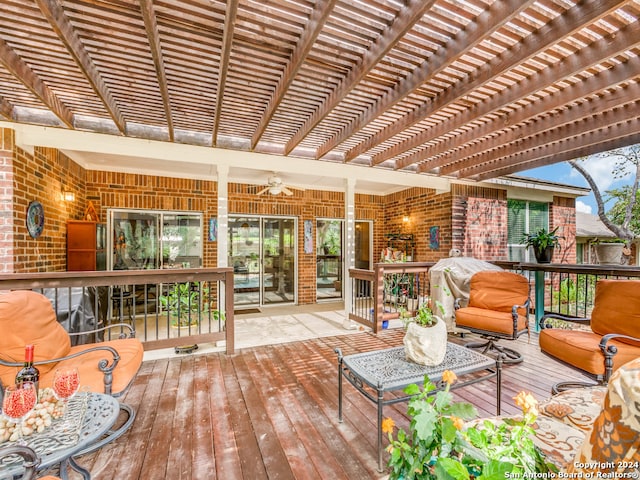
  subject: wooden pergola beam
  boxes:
[250,0,337,150]
[472,123,640,181]
[0,37,74,128]
[139,0,174,142]
[35,0,126,134]
[409,18,640,173]
[0,95,13,120]
[212,0,238,146]
[435,80,640,176]
[456,106,639,179]
[363,0,628,165]
[329,0,534,162]
[396,61,640,171]
[283,0,436,155]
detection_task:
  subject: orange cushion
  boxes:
[468,271,529,316]
[0,291,71,386]
[455,306,528,335]
[38,338,144,396]
[540,328,640,376]
[591,280,640,345]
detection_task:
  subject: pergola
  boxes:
[0,0,638,187]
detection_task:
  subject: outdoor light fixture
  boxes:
[61,190,75,202]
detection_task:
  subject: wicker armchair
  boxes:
[539,279,640,393]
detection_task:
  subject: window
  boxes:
[108,209,203,270]
[507,200,549,262]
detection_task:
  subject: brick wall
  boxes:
[382,187,453,262]
[451,184,508,261]
[10,145,85,272]
[0,128,14,272]
[551,196,577,264]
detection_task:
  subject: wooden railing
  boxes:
[349,261,640,334]
[0,268,235,353]
[349,262,434,333]
[518,263,640,329]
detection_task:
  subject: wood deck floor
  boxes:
[67,330,591,480]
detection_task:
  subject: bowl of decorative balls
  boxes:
[0,388,65,443]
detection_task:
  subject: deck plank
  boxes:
[76,330,594,480]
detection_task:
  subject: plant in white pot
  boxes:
[403,298,447,366]
[593,238,626,265]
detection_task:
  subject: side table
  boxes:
[0,393,120,480]
[335,342,502,472]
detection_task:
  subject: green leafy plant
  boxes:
[384,372,557,479]
[404,298,445,328]
[159,282,224,327]
[521,227,562,250]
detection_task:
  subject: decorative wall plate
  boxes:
[26,201,45,238]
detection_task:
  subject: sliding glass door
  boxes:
[316,219,343,300]
[108,209,203,270]
[229,216,296,307]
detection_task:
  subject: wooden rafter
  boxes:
[473,121,640,181]
[0,95,13,120]
[396,61,640,171]
[0,37,74,128]
[139,0,174,142]
[250,0,338,150]
[364,0,629,166]
[460,108,640,179]
[408,18,640,173]
[283,0,437,155]
[212,0,238,147]
[435,81,640,176]
[35,0,126,134]
[327,0,535,162]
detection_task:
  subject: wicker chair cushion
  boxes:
[455,307,528,335]
[539,328,640,376]
[467,271,529,315]
[590,279,640,345]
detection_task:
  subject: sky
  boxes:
[520,148,634,215]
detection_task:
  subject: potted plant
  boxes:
[402,298,447,366]
[160,282,210,328]
[521,227,562,263]
[384,372,557,479]
[593,238,626,265]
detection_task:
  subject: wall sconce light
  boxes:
[402,214,410,223]
[61,190,75,202]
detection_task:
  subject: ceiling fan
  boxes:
[256,174,304,196]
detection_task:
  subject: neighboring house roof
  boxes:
[576,212,617,239]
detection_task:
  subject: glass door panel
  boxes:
[162,214,203,268]
[229,217,261,306]
[110,211,160,270]
[317,219,343,300]
[263,218,296,304]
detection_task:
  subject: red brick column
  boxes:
[0,128,15,273]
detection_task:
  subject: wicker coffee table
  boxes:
[335,342,502,472]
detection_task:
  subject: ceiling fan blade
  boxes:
[281,186,294,196]
[256,187,270,195]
